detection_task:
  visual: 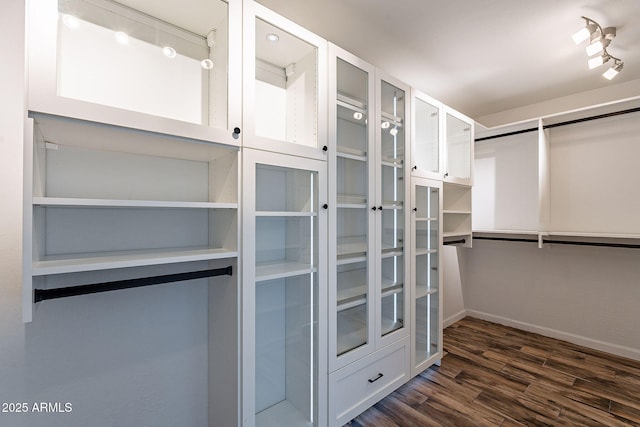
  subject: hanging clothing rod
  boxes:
[475,106,640,142]
[444,239,466,246]
[473,236,640,249]
[34,266,233,303]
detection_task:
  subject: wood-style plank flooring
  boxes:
[346,317,640,426]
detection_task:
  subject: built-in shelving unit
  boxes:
[443,182,472,246]
[473,97,640,247]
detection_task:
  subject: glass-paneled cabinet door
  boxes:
[28,0,242,145]
[411,178,443,376]
[444,107,474,185]
[242,149,327,427]
[328,45,376,370]
[377,74,410,346]
[243,1,328,160]
[411,90,443,180]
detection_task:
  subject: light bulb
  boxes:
[201,59,214,70]
[266,33,279,42]
[603,62,623,80]
[162,46,176,58]
[389,126,398,136]
[115,31,129,45]
[62,14,80,30]
[572,23,597,45]
[586,39,603,56]
[381,121,390,129]
[353,112,363,120]
[588,55,607,69]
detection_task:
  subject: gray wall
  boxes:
[0,1,209,425]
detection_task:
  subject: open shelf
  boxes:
[33,247,236,276]
[33,197,237,209]
[255,261,316,282]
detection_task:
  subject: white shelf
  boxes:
[381,201,403,210]
[473,229,539,236]
[415,217,438,222]
[32,247,237,276]
[380,111,403,126]
[255,211,317,217]
[255,261,316,282]
[337,203,367,209]
[336,325,367,357]
[336,151,367,162]
[337,238,367,259]
[255,399,311,427]
[443,231,471,238]
[336,145,367,158]
[33,197,237,209]
[381,247,403,258]
[337,194,367,205]
[337,92,367,111]
[380,158,403,168]
[416,249,438,256]
[381,283,403,299]
[381,318,403,336]
[443,210,471,215]
[416,286,438,299]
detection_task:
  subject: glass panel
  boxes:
[446,114,472,180]
[415,184,439,365]
[380,80,405,338]
[255,273,318,426]
[254,162,318,426]
[414,98,439,173]
[255,18,317,147]
[56,0,228,126]
[336,58,369,357]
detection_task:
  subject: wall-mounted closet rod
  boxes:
[444,239,466,246]
[34,266,233,303]
[474,236,640,249]
[475,106,640,143]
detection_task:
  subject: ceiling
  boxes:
[256,0,640,128]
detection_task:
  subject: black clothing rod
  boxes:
[444,239,466,245]
[34,266,233,303]
[475,106,640,143]
[473,236,640,249]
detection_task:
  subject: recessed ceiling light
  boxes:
[353,112,363,120]
[62,14,80,30]
[162,47,176,58]
[115,31,129,45]
[266,33,279,42]
[201,59,214,70]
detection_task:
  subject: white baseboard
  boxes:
[465,309,640,362]
[443,309,467,328]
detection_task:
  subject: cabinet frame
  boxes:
[242,1,328,160]
[241,148,327,427]
[443,106,474,186]
[26,0,243,146]
[410,177,443,376]
[410,89,444,181]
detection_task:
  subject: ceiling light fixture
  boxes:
[603,59,623,80]
[572,16,623,80]
[162,46,176,58]
[266,33,279,42]
[201,58,214,70]
[62,14,80,30]
[114,31,129,45]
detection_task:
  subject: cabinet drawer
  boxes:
[329,338,409,426]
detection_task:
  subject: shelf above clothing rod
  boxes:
[34,266,233,303]
[473,236,640,249]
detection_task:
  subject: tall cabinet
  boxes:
[241,4,328,427]
[328,45,410,426]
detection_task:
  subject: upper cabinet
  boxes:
[27,0,242,145]
[242,1,328,160]
[411,90,443,180]
[444,107,474,185]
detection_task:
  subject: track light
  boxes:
[572,16,623,80]
[603,60,623,80]
[588,54,609,69]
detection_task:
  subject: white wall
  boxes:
[0,2,211,425]
[442,246,465,327]
[460,240,640,361]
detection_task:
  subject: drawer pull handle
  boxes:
[368,373,384,383]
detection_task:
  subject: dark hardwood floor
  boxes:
[347,317,640,426]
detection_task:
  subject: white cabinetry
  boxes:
[27,0,242,145]
[242,149,327,427]
[242,1,327,159]
[411,90,443,180]
[444,107,474,185]
[410,178,443,375]
[328,45,410,426]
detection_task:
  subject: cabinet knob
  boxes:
[412,207,417,212]
[322,203,328,209]
[232,127,241,139]
[412,165,417,170]
[444,172,449,178]
[371,206,377,211]
[378,206,383,211]
[322,145,328,152]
